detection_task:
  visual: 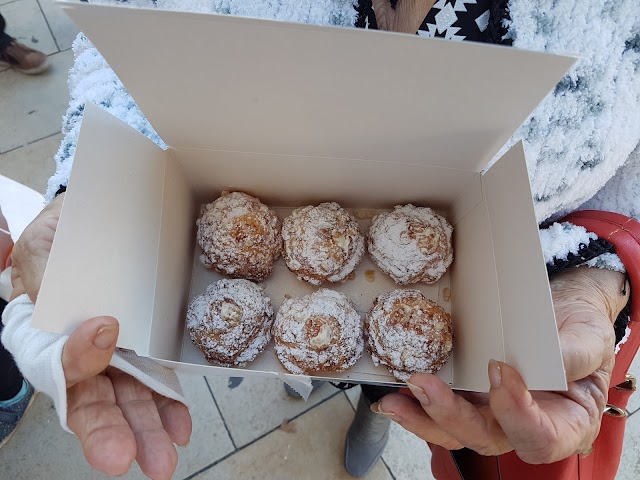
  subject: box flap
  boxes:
[32,104,172,356]
[148,154,196,361]
[482,143,567,390]
[172,147,478,207]
[58,1,575,171]
[449,195,505,392]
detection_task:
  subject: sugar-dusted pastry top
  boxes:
[368,205,453,285]
[282,202,364,285]
[366,289,453,381]
[197,191,282,281]
[273,288,364,375]
[187,279,274,367]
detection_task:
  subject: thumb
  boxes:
[488,360,571,464]
[558,308,614,382]
[62,316,119,388]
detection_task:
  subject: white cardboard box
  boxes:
[34,1,575,392]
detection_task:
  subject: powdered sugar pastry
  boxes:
[368,205,453,285]
[366,289,453,381]
[187,279,274,367]
[273,289,364,374]
[196,191,282,281]
[282,202,364,285]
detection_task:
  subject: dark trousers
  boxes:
[0,13,13,51]
[0,298,24,401]
[360,384,398,403]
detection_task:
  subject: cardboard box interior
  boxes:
[34,1,576,391]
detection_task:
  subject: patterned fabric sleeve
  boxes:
[355,0,499,43]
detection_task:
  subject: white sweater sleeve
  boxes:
[550,140,640,273]
[1,294,187,433]
[582,141,640,222]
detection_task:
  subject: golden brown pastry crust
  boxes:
[187,279,274,367]
[197,191,282,281]
[366,289,453,381]
[282,202,364,285]
[273,289,364,374]
[368,205,453,285]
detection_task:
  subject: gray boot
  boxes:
[344,392,391,477]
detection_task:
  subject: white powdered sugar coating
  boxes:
[196,191,282,281]
[366,289,453,381]
[187,279,274,367]
[282,202,364,285]
[273,289,364,374]
[368,205,453,285]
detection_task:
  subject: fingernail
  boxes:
[370,402,396,418]
[488,359,502,388]
[406,381,430,406]
[93,325,118,350]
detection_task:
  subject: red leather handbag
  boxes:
[429,211,640,480]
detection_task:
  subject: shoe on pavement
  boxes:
[344,392,390,477]
[0,40,50,74]
[0,380,36,450]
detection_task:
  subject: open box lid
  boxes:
[57,1,575,171]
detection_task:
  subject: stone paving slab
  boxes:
[194,394,393,480]
[0,49,73,153]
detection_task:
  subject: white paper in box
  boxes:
[33,1,576,391]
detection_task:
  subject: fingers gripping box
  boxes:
[34,1,575,391]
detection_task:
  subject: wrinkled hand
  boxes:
[63,317,192,479]
[10,193,63,302]
[375,267,629,464]
[9,193,193,479]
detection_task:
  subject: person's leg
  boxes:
[344,384,399,477]
[0,301,24,401]
[0,14,13,52]
[0,298,35,449]
[360,384,399,404]
[0,13,11,51]
[0,12,49,74]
